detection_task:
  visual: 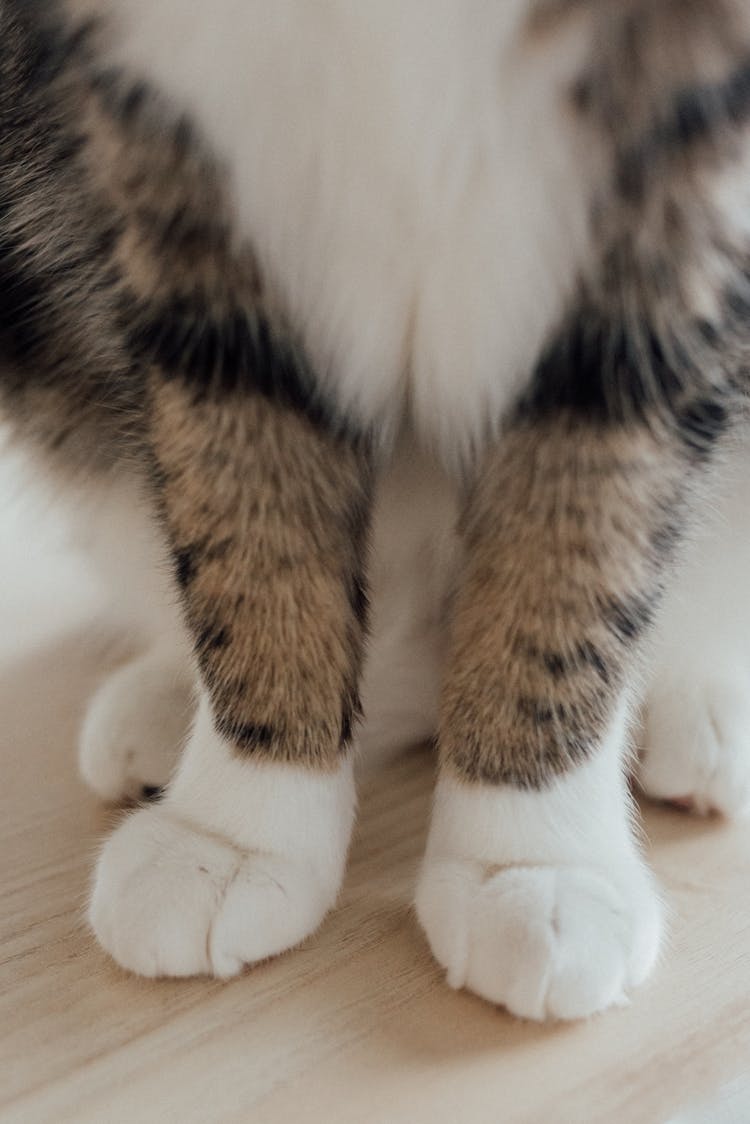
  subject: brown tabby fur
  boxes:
[0,1,373,766]
[2,0,750,786]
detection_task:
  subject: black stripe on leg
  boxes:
[124,295,350,436]
[0,243,49,362]
[347,574,370,630]
[518,304,733,458]
[677,396,730,457]
[601,591,656,644]
[340,700,357,749]
[195,619,232,655]
[215,716,276,751]
[0,224,123,350]
[616,59,750,202]
[173,545,199,589]
[516,637,614,687]
[171,537,233,590]
[520,312,679,424]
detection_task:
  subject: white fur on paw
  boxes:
[416,859,663,1021]
[640,677,750,817]
[79,648,195,801]
[89,805,335,978]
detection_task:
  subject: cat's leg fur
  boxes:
[0,13,374,978]
[639,432,750,817]
[417,11,750,1018]
[91,695,358,978]
[0,9,196,800]
[90,374,373,977]
[417,424,671,1021]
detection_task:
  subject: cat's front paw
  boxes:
[79,645,195,802]
[89,805,336,978]
[639,676,750,817]
[416,859,662,1021]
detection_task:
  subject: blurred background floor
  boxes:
[1,462,750,1123]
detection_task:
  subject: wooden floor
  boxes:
[2,613,750,1121]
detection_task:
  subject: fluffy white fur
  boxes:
[76,432,750,1006]
[416,703,663,1019]
[63,2,750,1016]
[98,0,594,462]
[90,694,356,977]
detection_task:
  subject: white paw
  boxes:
[416,858,662,1021]
[89,805,337,978]
[79,646,195,802]
[639,676,750,817]
[418,712,663,1021]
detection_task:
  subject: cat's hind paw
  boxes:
[639,677,750,818]
[415,859,663,1021]
[89,805,335,978]
[79,646,194,802]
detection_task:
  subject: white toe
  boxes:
[90,806,335,978]
[90,703,356,979]
[416,859,662,1021]
[417,716,663,1021]
[640,677,750,817]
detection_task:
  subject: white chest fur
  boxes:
[101,1,594,460]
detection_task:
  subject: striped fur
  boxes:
[2,0,750,1014]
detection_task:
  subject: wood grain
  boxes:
[1,625,749,1123]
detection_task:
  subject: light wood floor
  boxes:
[2,619,750,1123]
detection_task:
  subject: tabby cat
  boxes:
[2,0,750,1021]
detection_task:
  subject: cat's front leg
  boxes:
[415,19,750,1011]
[90,331,373,978]
[417,411,713,1020]
[91,695,358,977]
